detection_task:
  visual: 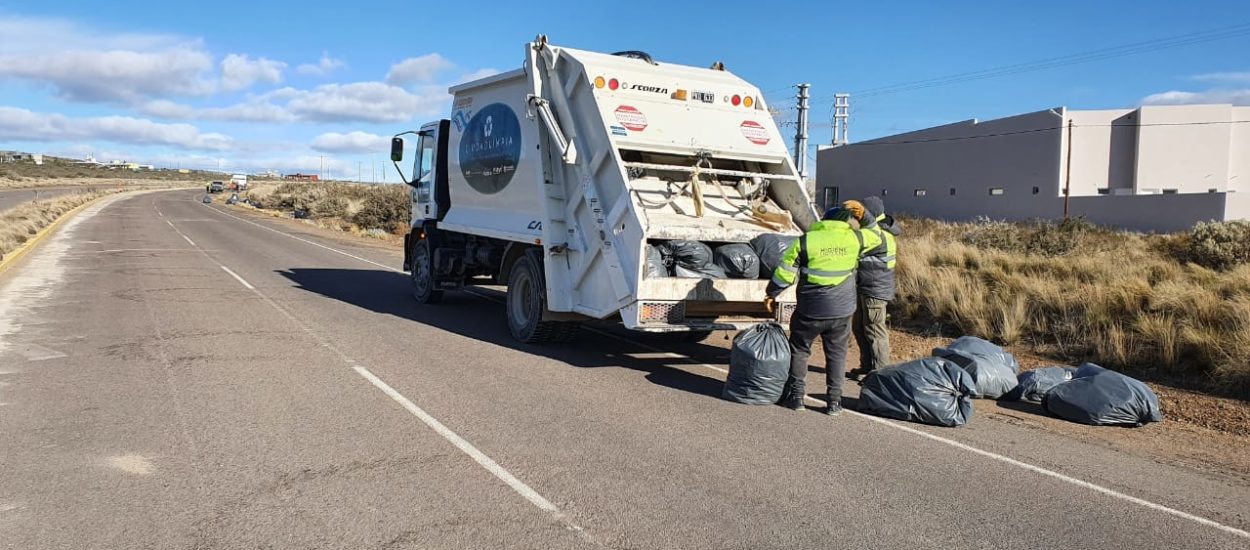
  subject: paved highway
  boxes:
[1,190,1247,549]
[0,186,95,213]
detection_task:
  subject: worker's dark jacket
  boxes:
[857,214,900,301]
[766,220,879,319]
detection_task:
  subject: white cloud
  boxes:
[1141,89,1250,106]
[453,68,501,86]
[0,106,233,150]
[297,52,345,76]
[0,48,215,102]
[311,131,390,154]
[219,54,285,91]
[1190,71,1250,84]
[138,99,296,123]
[286,82,445,123]
[386,54,454,86]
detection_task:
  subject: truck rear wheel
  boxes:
[507,254,577,344]
[411,239,443,304]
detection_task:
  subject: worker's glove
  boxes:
[763,296,776,314]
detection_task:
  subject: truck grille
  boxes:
[638,301,685,324]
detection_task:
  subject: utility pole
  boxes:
[1063,119,1074,220]
[319,155,325,181]
[358,161,362,183]
[832,94,850,146]
[793,83,810,180]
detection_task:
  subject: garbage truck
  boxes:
[390,36,816,343]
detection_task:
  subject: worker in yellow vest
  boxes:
[847,196,901,380]
[765,202,880,415]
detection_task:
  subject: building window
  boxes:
[989,188,1004,196]
[822,187,839,210]
[1032,186,1040,195]
[914,189,927,197]
[1097,188,1110,195]
[1162,189,1178,195]
[950,188,957,196]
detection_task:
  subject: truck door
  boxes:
[412,120,450,221]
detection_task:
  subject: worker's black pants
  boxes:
[787,313,852,406]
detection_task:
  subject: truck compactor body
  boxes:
[392,37,816,343]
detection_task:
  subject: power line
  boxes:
[847,119,1250,147]
[807,22,1250,106]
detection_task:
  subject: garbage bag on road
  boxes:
[1043,363,1163,426]
[932,336,1020,399]
[660,240,713,270]
[644,244,667,278]
[858,357,977,427]
[713,243,761,279]
[723,322,791,405]
[750,233,797,279]
[1003,366,1078,403]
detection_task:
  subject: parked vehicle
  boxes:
[391,36,814,343]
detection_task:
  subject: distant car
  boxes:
[202,195,212,204]
[207,181,224,193]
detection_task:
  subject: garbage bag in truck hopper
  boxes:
[674,264,728,278]
[931,336,1020,399]
[644,244,667,279]
[750,234,797,279]
[1042,363,1162,426]
[858,358,977,427]
[723,322,790,405]
[1003,366,1077,403]
[659,240,713,270]
[713,243,761,279]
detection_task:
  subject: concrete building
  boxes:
[816,104,1250,232]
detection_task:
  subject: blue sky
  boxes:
[1,0,1248,180]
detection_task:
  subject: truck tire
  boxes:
[411,239,443,304]
[506,254,577,343]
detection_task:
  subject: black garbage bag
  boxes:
[750,233,797,279]
[723,322,791,405]
[713,243,761,279]
[674,263,728,279]
[660,240,713,270]
[643,244,667,278]
[932,336,1020,399]
[1043,363,1162,426]
[858,357,977,427]
[1003,366,1078,403]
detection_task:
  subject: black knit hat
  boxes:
[862,196,885,218]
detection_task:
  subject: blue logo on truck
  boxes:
[459,103,521,195]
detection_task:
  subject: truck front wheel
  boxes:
[411,239,443,304]
[506,254,577,344]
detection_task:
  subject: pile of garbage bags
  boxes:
[858,357,977,427]
[1040,364,1163,426]
[932,336,1020,399]
[645,234,797,280]
[722,322,790,405]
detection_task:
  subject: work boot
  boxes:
[825,402,843,416]
[779,381,806,411]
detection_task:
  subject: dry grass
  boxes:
[234,181,410,238]
[0,190,114,258]
[897,217,1250,397]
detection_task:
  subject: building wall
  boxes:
[1134,104,1232,194]
[816,103,1250,231]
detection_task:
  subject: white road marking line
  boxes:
[207,197,1250,542]
[353,365,572,518]
[206,206,400,272]
[181,235,196,247]
[219,266,254,290]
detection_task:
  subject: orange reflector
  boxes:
[593,76,605,89]
[671,89,688,100]
[743,95,754,107]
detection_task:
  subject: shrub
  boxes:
[1182,220,1250,271]
[350,186,409,231]
[310,196,348,219]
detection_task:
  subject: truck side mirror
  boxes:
[390,137,404,162]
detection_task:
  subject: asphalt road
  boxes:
[0,186,94,214]
[1,189,1248,549]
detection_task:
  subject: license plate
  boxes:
[692,91,715,103]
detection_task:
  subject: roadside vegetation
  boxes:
[0,190,115,260]
[236,181,410,238]
[895,216,1250,398]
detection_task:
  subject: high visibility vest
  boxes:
[771,220,875,288]
[862,216,897,270]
